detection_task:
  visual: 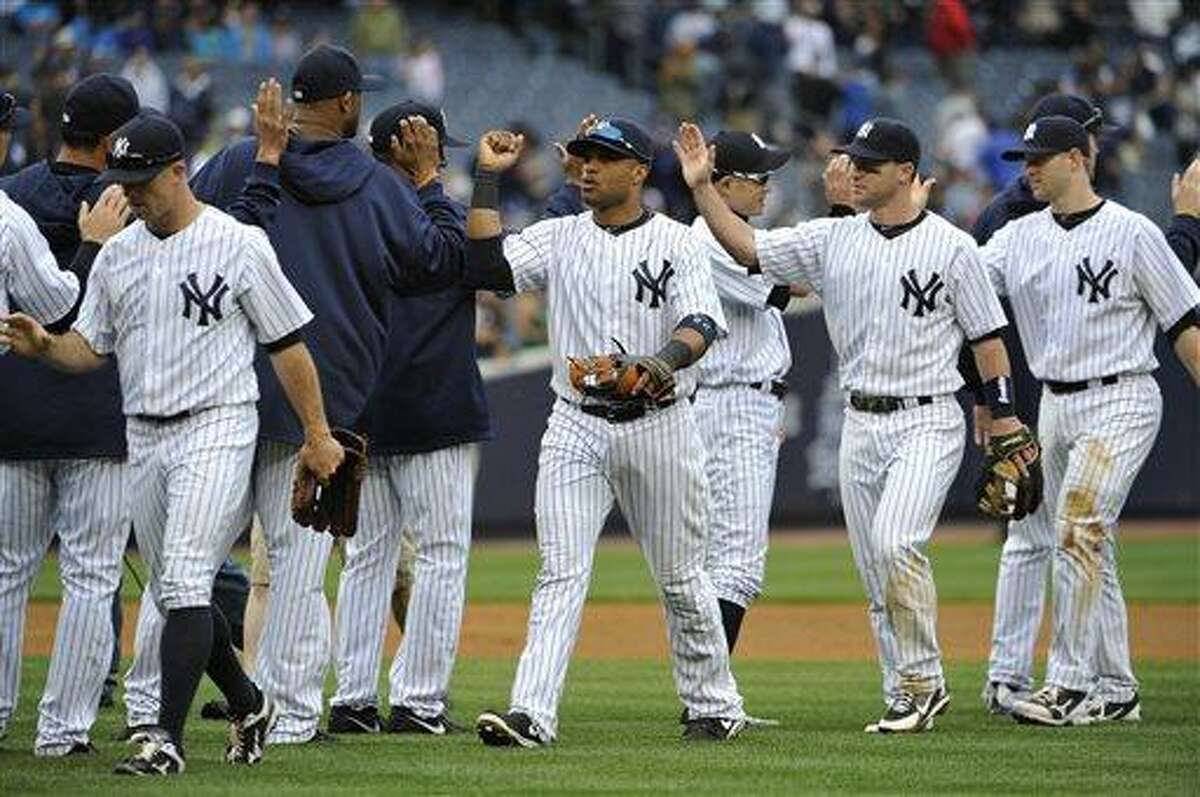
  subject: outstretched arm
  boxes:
[674,122,758,268]
[0,314,106,373]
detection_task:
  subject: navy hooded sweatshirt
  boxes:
[191,136,466,444]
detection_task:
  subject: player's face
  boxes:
[716,173,769,217]
[579,151,645,210]
[850,158,910,209]
[122,163,185,230]
[1024,150,1082,202]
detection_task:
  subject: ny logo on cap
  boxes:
[856,121,874,139]
[292,89,304,101]
[1024,122,1038,141]
[112,137,131,159]
[61,111,71,124]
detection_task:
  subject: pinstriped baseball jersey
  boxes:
[0,190,78,326]
[503,211,727,399]
[980,201,1200,382]
[691,217,790,386]
[755,212,1006,396]
[72,207,312,416]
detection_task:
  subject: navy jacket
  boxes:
[0,161,124,458]
[191,136,466,443]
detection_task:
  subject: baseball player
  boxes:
[326,100,488,736]
[676,118,1034,733]
[0,112,343,776]
[465,118,746,746]
[0,76,139,757]
[190,44,467,745]
[972,95,1200,715]
[977,117,1200,726]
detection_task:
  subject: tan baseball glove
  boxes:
[567,353,676,403]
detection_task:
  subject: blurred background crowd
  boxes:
[1,0,1197,360]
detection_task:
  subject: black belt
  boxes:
[849,393,934,414]
[1046,375,1119,395]
[133,409,195,423]
[752,380,789,399]
[577,398,673,424]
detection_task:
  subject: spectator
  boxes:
[935,89,988,178]
[404,39,444,104]
[168,56,214,154]
[350,0,408,76]
[784,0,839,136]
[270,12,304,67]
[927,0,976,85]
[121,46,170,112]
[658,41,701,123]
[227,1,272,66]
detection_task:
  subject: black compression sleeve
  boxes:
[263,329,302,353]
[766,285,791,311]
[655,338,694,370]
[1166,305,1199,344]
[464,235,516,292]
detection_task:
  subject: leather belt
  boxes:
[1046,375,1119,395]
[849,393,934,414]
[577,398,674,424]
[133,409,195,423]
[752,380,789,399]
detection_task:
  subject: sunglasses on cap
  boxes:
[715,170,771,185]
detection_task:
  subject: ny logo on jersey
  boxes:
[1076,257,1118,303]
[180,272,230,327]
[899,269,944,317]
[631,258,674,309]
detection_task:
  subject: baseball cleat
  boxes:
[1072,692,1141,726]
[1011,685,1090,726]
[682,716,746,742]
[35,740,99,757]
[476,710,551,748]
[226,691,278,764]
[113,728,184,776]
[328,703,382,734]
[871,687,950,733]
[388,705,460,735]
[114,723,156,742]
[982,681,1026,715]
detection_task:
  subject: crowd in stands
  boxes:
[2,0,1197,359]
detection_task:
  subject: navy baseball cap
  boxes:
[368,100,468,154]
[833,118,920,166]
[101,112,185,183]
[62,74,139,136]
[1002,115,1090,161]
[291,44,384,103]
[566,117,653,164]
[1028,93,1109,133]
[0,92,29,130]
[713,131,790,177]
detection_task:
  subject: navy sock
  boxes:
[207,603,259,719]
[718,599,745,653]
[158,606,213,751]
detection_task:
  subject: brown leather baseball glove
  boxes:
[291,428,368,538]
[567,353,676,403]
[976,425,1043,521]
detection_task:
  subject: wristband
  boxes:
[981,376,1016,418]
[472,169,500,209]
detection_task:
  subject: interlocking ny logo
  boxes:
[112,137,130,159]
[899,268,944,317]
[631,258,674,309]
[1076,256,1118,303]
[180,272,230,327]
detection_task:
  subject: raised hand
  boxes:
[78,184,130,244]
[553,113,599,186]
[672,122,714,190]
[1171,158,1200,219]
[823,154,855,207]
[477,130,525,172]
[392,115,441,188]
[910,172,937,211]
[253,78,290,166]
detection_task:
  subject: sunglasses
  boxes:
[716,170,770,185]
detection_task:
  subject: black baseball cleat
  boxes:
[226,692,278,764]
[1011,685,1090,726]
[388,705,460,735]
[868,687,950,733]
[200,700,232,721]
[682,716,746,742]
[1076,692,1141,725]
[328,703,382,734]
[476,710,552,748]
[66,741,99,756]
[113,728,185,776]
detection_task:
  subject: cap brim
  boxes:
[761,148,791,171]
[565,137,647,162]
[831,140,892,162]
[99,163,170,184]
[358,74,386,92]
[1000,145,1062,161]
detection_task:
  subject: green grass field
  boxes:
[5,528,1198,795]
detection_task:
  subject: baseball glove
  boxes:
[291,428,368,538]
[567,353,676,403]
[976,425,1043,521]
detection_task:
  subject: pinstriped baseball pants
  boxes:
[0,458,125,752]
[508,400,743,738]
[840,399,964,703]
[330,444,476,718]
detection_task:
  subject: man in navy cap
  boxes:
[973,96,1200,717]
[190,44,467,745]
[326,101,488,736]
